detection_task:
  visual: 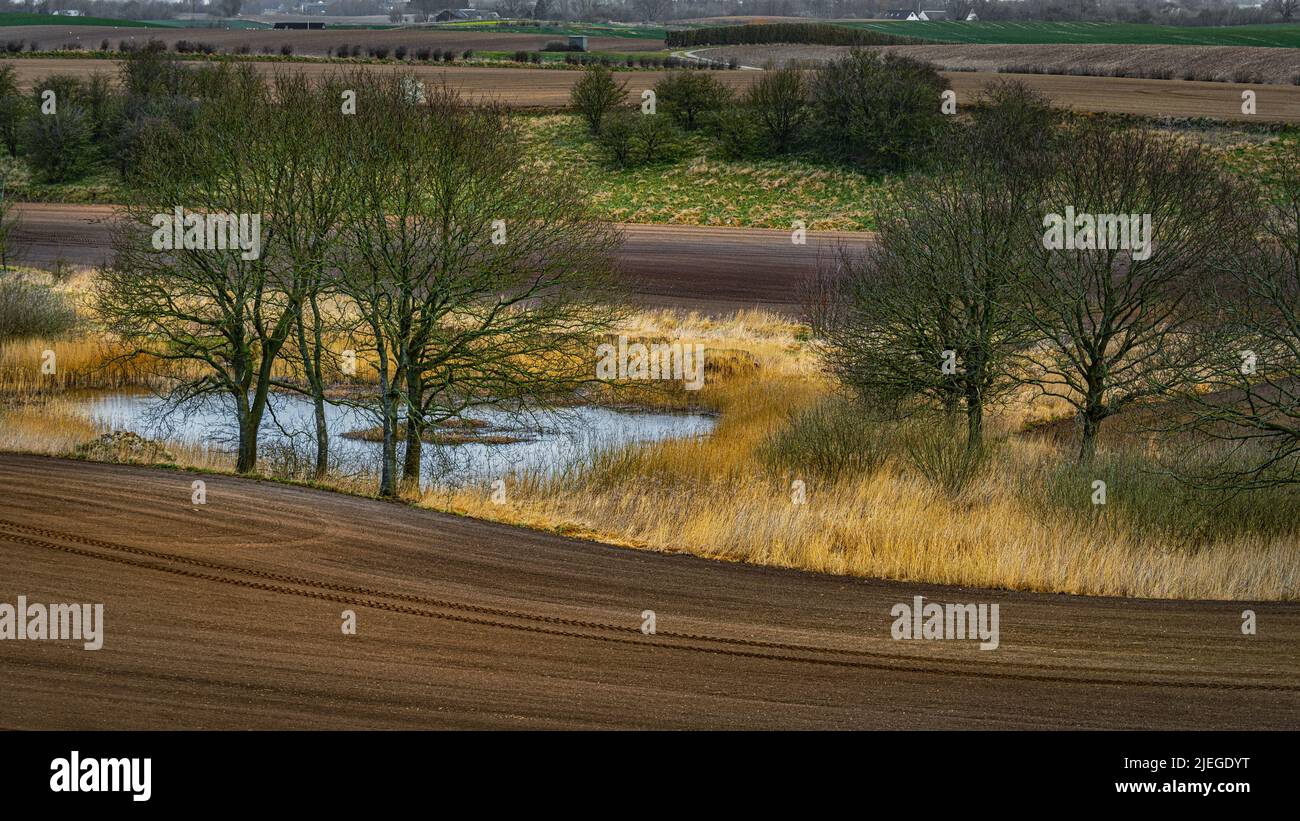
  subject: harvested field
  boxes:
[0,24,663,55]
[0,58,756,107]
[702,43,1300,84]
[6,57,1297,121]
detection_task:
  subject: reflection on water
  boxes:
[74,391,715,488]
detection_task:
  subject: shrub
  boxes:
[0,66,24,158]
[655,72,731,130]
[0,276,78,341]
[902,418,990,497]
[808,51,950,171]
[745,65,806,154]
[416,47,431,61]
[513,50,529,62]
[280,43,294,57]
[24,103,94,182]
[395,45,408,60]
[570,64,627,134]
[462,49,473,60]
[759,397,896,481]
[596,110,636,166]
[597,111,683,168]
[705,105,759,159]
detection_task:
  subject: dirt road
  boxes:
[0,454,1296,729]
[12,202,866,313]
[4,57,1296,120]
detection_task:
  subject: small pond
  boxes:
[74,390,716,488]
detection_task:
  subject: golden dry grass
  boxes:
[426,309,1300,602]
[3,304,1297,601]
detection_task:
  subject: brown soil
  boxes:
[2,452,1297,729]
[6,57,1296,122]
[705,42,1300,84]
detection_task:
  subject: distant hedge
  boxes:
[666,23,923,49]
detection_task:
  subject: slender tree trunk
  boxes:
[312,396,328,477]
[963,370,984,452]
[402,370,423,490]
[379,388,399,498]
[295,303,330,479]
[965,399,983,453]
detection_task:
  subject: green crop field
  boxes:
[143,18,273,30]
[0,12,163,27]
[847,21,1300,48]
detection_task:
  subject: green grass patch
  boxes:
[0,12,163,27]
[521,114,879,229]
[140,18,273,30]
[1,157,121,204]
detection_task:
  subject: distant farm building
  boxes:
[882,8,976,20]
[568,35,588,51]
[273,21,326,29]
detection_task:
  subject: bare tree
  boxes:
[745,64,806,155]
[570,64,628,135]
[1174,146,1300,489]
[1016,124,1255,463]
[629,0,673,21]
[1268,0,1299,22]
[97,65,305,474]
[261,71,355,480]
[809,158,1038,450]
[336,76,624,496]
[808,81,1054,450]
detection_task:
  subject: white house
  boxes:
[883,8,978,21]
